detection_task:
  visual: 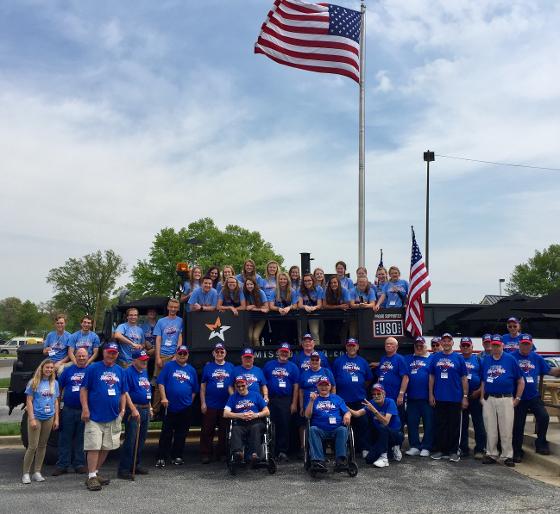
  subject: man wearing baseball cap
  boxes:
[480,334,493,359]
[511,334,560,461]
[502,317,523,353]
[200,343,235,464]
[118,349,152,479]
[291,334,330,372]
[80,342,128,491]
[232,348,268,401]
[263,343,300,462]
[430,337,442,353]
[480,335,524,467]
[155,345,199,468]
[459,337,486,459]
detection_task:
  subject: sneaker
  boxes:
[75,466,88,474]
[431,452,444,460]
[22,473,31,485]
[392,446,402,462]
[536,447,551,456]
[52,468,68,476]
[311,460,327,471]
[420,449,431,457]
[405,447,420,457]
[86,476,102,491]
[277,452,289,463]
[482,455,496,465]
[373,457,389,468]
[171,457,184,466]
[441,455,450,460]
[449,453,461,463]
[31,472,45,482]
[473,452,484,460]
[155,459,166,468]
[117,471,134,480]
[135,467,149,475]
[96,475,110,486]
[504,458,515,468]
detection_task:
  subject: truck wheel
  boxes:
[21,410,59,465]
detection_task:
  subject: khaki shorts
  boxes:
[84,417,122,451]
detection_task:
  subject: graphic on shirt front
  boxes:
[272,367,290,379]
[235,399,256,411]
[70,371,86,386]
[409,360,428,372]
[138,376,151,392]
[379,361,394,374]
[172,370,191,383]
[211,369,230,382]
[517,360,535,374]
[100,371,120,387]
[315,400,336,411]
[239,372,258,387]
[435,358,455,371]
[342,362,361,374]
[486,365,506,380]
[40,387,54,399]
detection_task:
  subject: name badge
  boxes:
[486,377,494,383]
[441,372,448,379]
[147,393,152,400]
[467,374,472,380]
[108,388,116,396]
[411,370,417,375]
[72,385,80,392]
[48,350,56,357]
[217,382,224,389]
[389,301,396,306]
[526,376,534,383]
[379,376,384,382]
[44,404,51,414]
[279,380,287,388]
[164,339,172,346]
[351,375,359,382]
[329,416,337,425]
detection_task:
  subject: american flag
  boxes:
[405,229,431,337]
[254,0,362,83]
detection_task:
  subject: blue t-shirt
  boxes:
[462,354,482,393]
[364,397,401,430]
[82,361,128,423]
[271,288,298,308]
[405,354,432,400]
[25,379,59,421]
[201,361,235,409]
[225,390,267,414]
[291,350,331,371]
[189,288,218,307]
[43,331,71,362]
[232,365,267,395]
[501,334,521,353]
[235,273,264,286]
[383,279,409,308]
[154,316,183,357]
[244,289,268,307]
[141,322,157,347]
[511,350,551,401]
[218,290,246,307]
[377,354,409,401]
[115,323,145,363]
[482,352,522,395]
[429,352,468,402]
[299,286,325,307]
[325,288,352,305]
[124,365,152,405]
[263,360,300,398]
[157,361,199,412]
[58,364,87,409]
[351,287,377,304]
[332,354,373,403]
[338,276,354,291]
[299,367,336,408]
[310,393,348,432]
[68,330,100,357]
[261,277,277,302]
[374,282,387,307]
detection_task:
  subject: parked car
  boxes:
[0,337,43,355]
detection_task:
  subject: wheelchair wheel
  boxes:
[227,460,238,476]
[347,461,358,477]
[267,459,277,475]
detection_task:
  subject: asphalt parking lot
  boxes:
[0,445,559,514]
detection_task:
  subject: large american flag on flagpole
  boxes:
[405,229,431,337]
[254,0,361,83]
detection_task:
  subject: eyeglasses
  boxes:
[214,350,225,354]
[236,384,246,388]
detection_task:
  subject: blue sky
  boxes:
[1,0,559,305]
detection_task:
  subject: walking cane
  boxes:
[457,409,464,457]
[131,416,141,481]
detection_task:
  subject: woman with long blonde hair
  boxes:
[217,265,235,294]
[268,272,298,344]
[22,359,59,484]
[262,260,280,302]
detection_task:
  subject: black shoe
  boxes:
[482,455,496,464]
[117,471,134,480]
[135,467,149,475]
[536,447,551,455]
[171,457,184,466]
[311,460,327,471]
[504,458,515,468]
[334,457,347,471]
[52,468,67,477]
[513,454,522,464]
[155,459,166,468]
[277,452,289,463]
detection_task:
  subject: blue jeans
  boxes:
[56,406,85,470]
[309,425,348,461]
[460,397,486,454]
[365,423,403,464]
[119,407,150,472]
[407,398,434,451]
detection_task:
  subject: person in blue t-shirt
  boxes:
[373,267,388,309]
[243,277,269,347]
[323,276,352,345]
[305,375,351,471]
[297,273,325,345]
[224,375,270,463]
[217,277,246,316]
[334,260,354,291]
[511,335,560,461]
[140,308,158,357]
[428,333,468,462]
[22,359,60,484]
[199,343,235,463]
[349,383,402,468]
[268,272,298,344]
[332,338,373,455]
[291,334,331,372]
[502,317,537,353]
[263,343,300,461]
[188,277,218,312]
[118,350,152,479]
[53,348,88,476]
[262,260,280,302]
[180,265,202,305]
[114,308,145,368]
[156,345,199,467]
[68,315,101,366]
[404,337,434,457]
[235,259,263,287]
[43,315,71,372]
[80,342,128,491]
[480,335,524,467]
[377,266,408,309]
[232,348,269,400]
[458,337,486,459]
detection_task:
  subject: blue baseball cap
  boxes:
[372,383,385,392]
[235,375,247,384]
[491,334,503,345]
[278,343,291,352]
[310,351,320,358]
[176,345,189,354]
[441,333,453,340]
[482,334,492,343]
[415,336,426,344]
[302,333,314,341]
[242,348,254,357]
[507,317,520,324]
[214,343,225,350]
[104,342,119,353]
[460,337,472,346]
[520,333,533,344]
[431,337,441,344]
[346,338,359,346]
[317,375,331,385]
[132,349,149,361]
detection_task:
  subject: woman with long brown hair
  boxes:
[323,276,352,344]
[244,278,269,346]
[217,277,246,316]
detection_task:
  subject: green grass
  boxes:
[0,378,9,388]
[0,422,20,436]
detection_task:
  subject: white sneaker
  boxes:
[392,445,402,462]
[361,450,369,459]
[22,474,31,484]
[32,472,45,482]
[420,449,431,457]
[373,457,389,468]
[405,447,420,456]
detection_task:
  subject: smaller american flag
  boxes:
[405,228,431,337]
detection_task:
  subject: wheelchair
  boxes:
[226,417,277,475]
[303,419,358,478]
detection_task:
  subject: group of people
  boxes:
[24,304,558,488]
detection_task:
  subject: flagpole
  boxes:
[358,1,366,267]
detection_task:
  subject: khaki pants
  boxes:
[483,395,514,459]
[248,320,266,347]
[152,354,174,413]
[23,417,54,474]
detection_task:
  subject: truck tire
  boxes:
[21,410,59,465]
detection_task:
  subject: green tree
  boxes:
[0,297,53,336]
[129,218,284,297]
[46,250,127,329]
[506,244,560,296]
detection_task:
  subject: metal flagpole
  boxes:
[358,1,366,267]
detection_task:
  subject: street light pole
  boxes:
[423,150,435,303]
[499,278,505,296]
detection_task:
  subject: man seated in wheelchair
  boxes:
[305,375,352,471]
[348,382,403,468]
[223,375,270,464]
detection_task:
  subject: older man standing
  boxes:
[480,335,524,467]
